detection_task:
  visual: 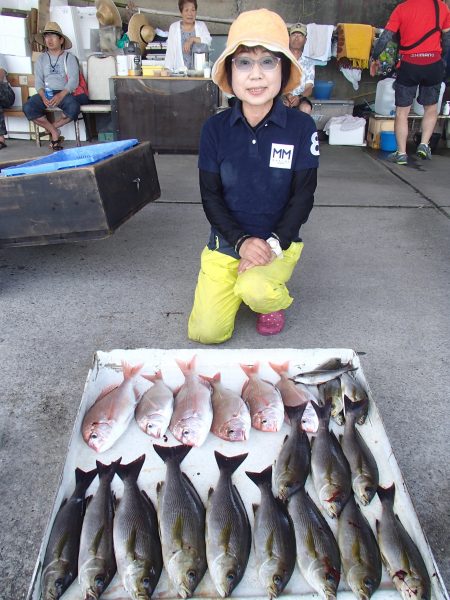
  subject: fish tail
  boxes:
[141,369,163,383]
[311,399,331,425]
[74,466,97,497]
[268,361,289,376]
[239,362,260,377]
[215,451,248,474]
[116,454,145,483]
[284,403,307,424]
[175,355,197,376]
[246,465,272,489]
[377,483,395,505]
[343,395,368,419]
[202,372,221,384]
[96,457,121,482]
[121,361,144,380]
[153,443,191,465]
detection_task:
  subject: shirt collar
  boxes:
[229,98,287,129]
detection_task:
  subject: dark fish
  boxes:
[41,467,97,600]
[78,459,119,600]
[341,371,369,425]
[246,466,296,598]
[113,455,163,599]
[287,487,341,600]
[310,400,352,518]
[206,452,251,597]
[340,396,378,505]
[376,484,431,600]
[318,377,344,425]
[153,444,206,598]
[273,404,311,501]
[338,494,381,600]
[292,358,357,386]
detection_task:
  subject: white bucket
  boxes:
[412,82,446,115]
[374,78,396,116]
[116,54,128,77]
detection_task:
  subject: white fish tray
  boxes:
[27,348,448,600]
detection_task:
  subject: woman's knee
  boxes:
[188,315,234,345]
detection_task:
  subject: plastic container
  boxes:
[374,78,396,116]
[44,81,54,100]
[380,130,397,151]
[1,139,139,177]
[313,80,334,100]
[413,82,445,115]
[441,100,450,116]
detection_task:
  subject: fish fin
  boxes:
[351,536,361,562]
[344,394,367,421]
[121,361,144,380]
[175,355,196,376]
[265,530,275,557]
[214,451,248,474]
[219,522,232,552]
[74,466,97,495]
[95,382,120,402]
[239,362,260,377]
[208,487,214,499]
[156,481,163,495]
[153,443,191,465]
[375,519,380,533]
[310,399,331,425]
[96,457,121,483]
[268,360,289,376]
[377,483,395,505]
[140,489,157,518]
[116,454,145,483]
[304,526,318,559]
[141,370,163,383]
[252,503,259,516]
[246,465,272,489]
[203,372,221,384]
[126,527,138,559]
[89,525,105,555]
[284,403,307,423]
[172,513,184,546]
[54,531,70,559]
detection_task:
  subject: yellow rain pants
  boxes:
[188,241,303,344]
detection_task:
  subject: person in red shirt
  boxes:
[371,0,450,164]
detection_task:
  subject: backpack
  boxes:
[64,54,89,97]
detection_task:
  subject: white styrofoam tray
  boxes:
[27,348,448,600]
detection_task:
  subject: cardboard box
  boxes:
[367,115,395,149]
[328,120,366,146]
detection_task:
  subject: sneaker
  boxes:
[387,151,408,165]
[416,143,431,160]
[256,310,285,336]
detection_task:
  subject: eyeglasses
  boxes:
[232,56,281,72]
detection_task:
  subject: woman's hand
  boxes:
[237,237,274,273]
[183,36,199,54]
[47,90,67,108]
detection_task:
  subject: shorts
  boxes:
[394,60,444,107]
[23,92,85,121]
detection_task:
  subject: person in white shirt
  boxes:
[164,0,211,72]
[282,23,315,114]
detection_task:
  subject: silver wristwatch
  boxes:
[266,236,283,257]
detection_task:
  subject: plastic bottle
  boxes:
[442,101,450,116]
[374,78,396,116]
[44,80,54,100]
[413,82,445,115]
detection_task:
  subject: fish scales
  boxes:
[241,363,284,432]
[207,373,251,442]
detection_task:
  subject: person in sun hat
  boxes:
[283,23,315,114]
[187,8,319,344]
[23,22,89,151]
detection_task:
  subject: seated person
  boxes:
[0,55,15,149]
[282,23,315,114]
[164,0,211,71]
[23,22,88,151]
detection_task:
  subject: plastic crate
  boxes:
[0,139,138,177]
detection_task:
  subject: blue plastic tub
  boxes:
[314,80,334,100]
[380,131,397,152]
[1,139,139,177]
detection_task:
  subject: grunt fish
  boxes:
[113,455,163,600]
[310,400,351,518]
[78,459,119,600]
[340,397,378,506]
[205,373,251,442]
[273,404,311,501]
[169,356,213,447]
[206,452,251,597]
[338,494,381,600]
[246,466,296,598]
[376,484,431,600]
[287,487,341,600]
[269,361,318,433]
[82,362,144,453]
[341,371,369,425]
[240,363,284,432]
[292,358,357,386]
[135,371,174,439]
[153,444,207,598]
[41,467,97,600]
[318,377,344,425]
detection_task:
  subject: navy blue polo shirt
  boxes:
[198,98,319,239]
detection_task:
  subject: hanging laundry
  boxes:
[336,23,374,69]
[303,24,334,63]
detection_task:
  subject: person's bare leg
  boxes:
[53,115,72,130]
[420,103,438,146]
[33,116,60,141]
[394,105,411,154]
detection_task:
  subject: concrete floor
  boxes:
[0,137,449,598]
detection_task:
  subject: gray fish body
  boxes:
[341,372,369,424]
[377,485,430,600]
[338,495,381,600]
[288,488,341,600]
[310,401,351,518]
[206,452,251,598]
[78,460,118,600]
[113,456,163,599]
[246,466,296,598]
[274,405,311,501]
[41,468,97,600]
[154,444,206,599]
[318,378,344,425]
[293,359,356,386]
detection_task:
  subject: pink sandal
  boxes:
[256,310,285,336]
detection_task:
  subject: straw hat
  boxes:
[95,0,122,28]
[128,13,155,54]
[212,9,302,95]
[289,23,307,37]
[35,22,72,49]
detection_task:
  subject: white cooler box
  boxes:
[327,115,366,146]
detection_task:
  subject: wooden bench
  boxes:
[367,113,450,148]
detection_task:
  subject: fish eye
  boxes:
[95,575,105,590]
[187,570,196,583]
[183,429,190,436]
[228,429,235,434]
[273,575,282,585]
[262,418,267,424]
[142,577,151,588]
[55,578,64,590]
[226,571,236,582]
[363,576,374,588]
[91,433,98,439]
[326,573,336,583]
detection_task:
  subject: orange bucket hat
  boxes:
[212,9,302,95]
